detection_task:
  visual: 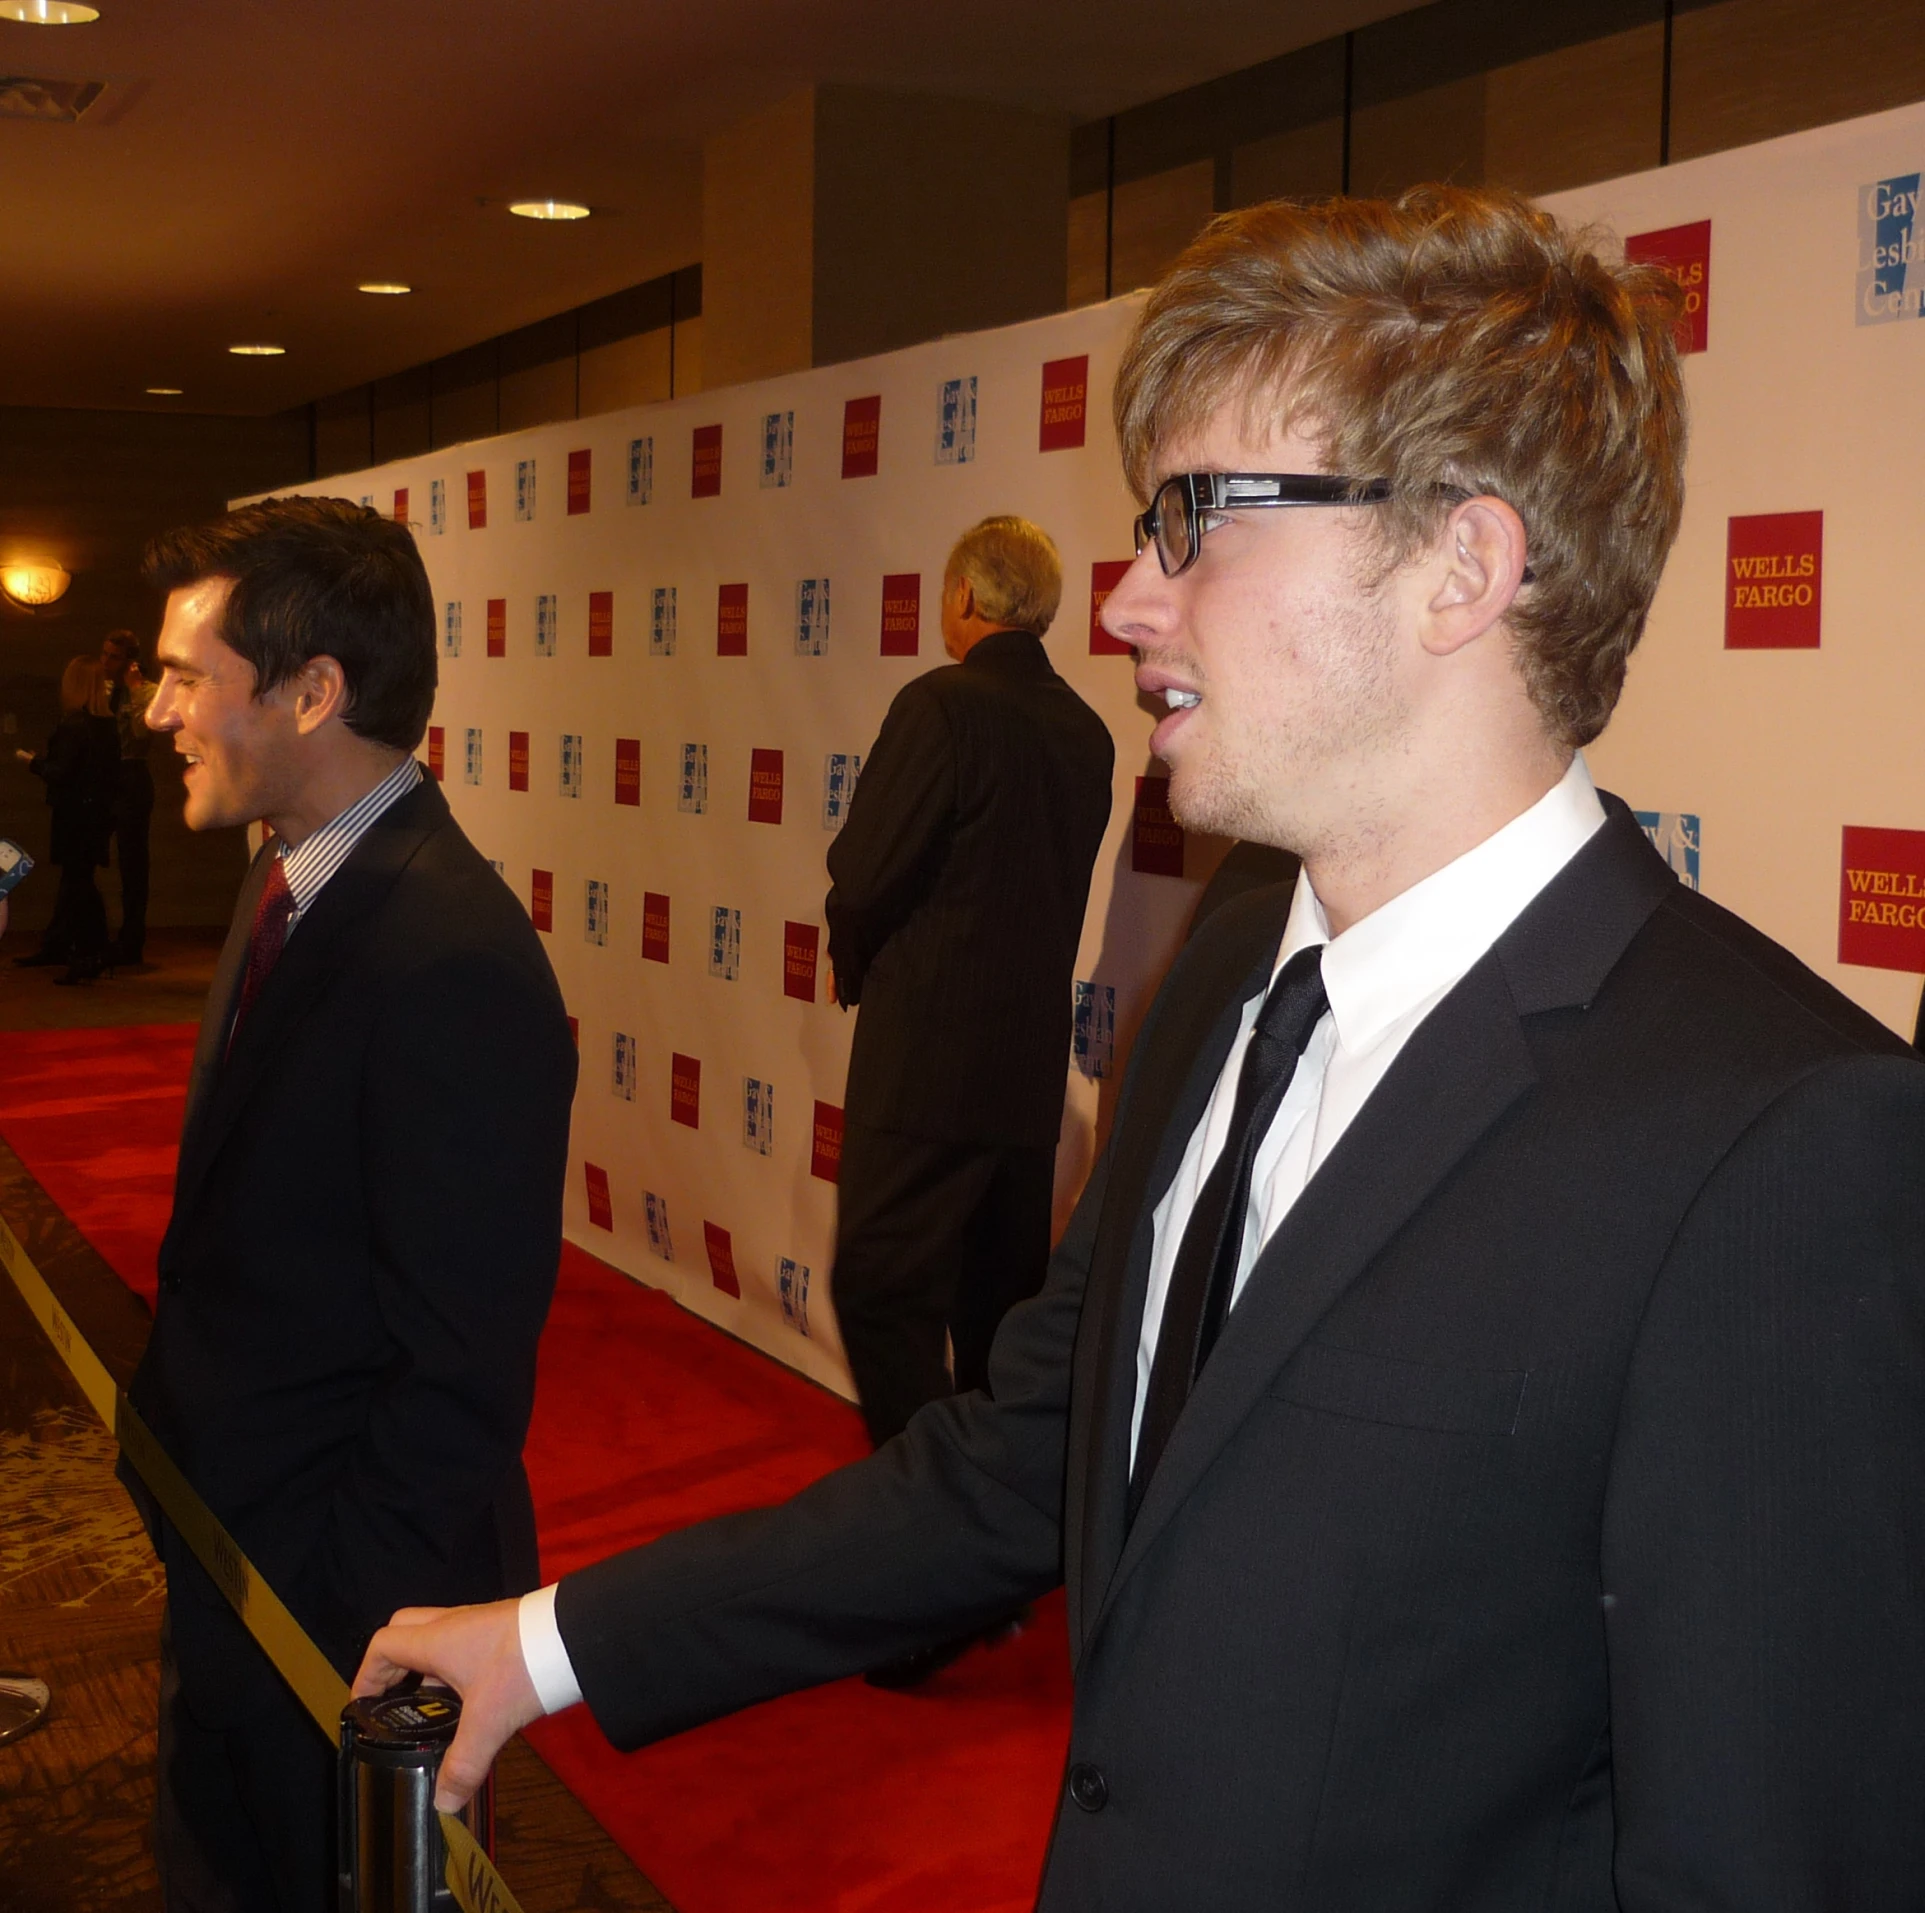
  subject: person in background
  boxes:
[100,628,159,968]
[14,655,119,984]
[124,496,577,1912]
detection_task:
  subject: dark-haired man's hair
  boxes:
[143,495,437,751]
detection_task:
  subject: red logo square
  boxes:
[692,424,723,498]
[567,448,591,515]
[1040,354,1089,452]
[1090,559,1133,655]
[748,748,784,825]
[466,470,486,529]
[1726,511,1822,649]
[783,921,819,1001]
[584,1162,612,1231]
[642,891,671,964]
[508,731,530,792]
[703,1220,739,1297]
[880,572,920,656]
[392,487,409,525]
[717,582,749,656]
[588,590,614,657]
[1626,219,1711,355]
[1132,776,1185,877]
[1839,826,1925,972]
[530,867,553,932]
[425,726,445,781]
[811,1101,843,1183]
[671,1053,701,1128]
[614,738,641,807]
[841,395,882,478]
[486,599,506,657]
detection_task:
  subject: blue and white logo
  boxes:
[535,593,558,657]
[585,877,609,945]
[936,376,978,464]
[1635,810,1701,890]
[743,1075,774,1154]
[777,1257,810,1335]
[560,732,584,799]
[709,904,741,980]
[1073,980,1116,1079]
[679,741,708,813]
[429,477,446,536]
[1859,174,1925,324]
[612,1030,637,1100]
[627,436,653,506]
[516,456,537,520]
[795,577,831,656]
[442,601,462,658]
[644,1190,674,1261]
[464,728,483,786]
[760,410,794,488]
[822,752,863,830]
[651,586,678,657]
[487,857,505,877]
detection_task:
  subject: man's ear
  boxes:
[1421,496,1530,658]
[288,655,351,737]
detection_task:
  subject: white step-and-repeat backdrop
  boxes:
[274,96,1925,1394]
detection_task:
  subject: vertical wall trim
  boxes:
[1104,116,1116,301]
[306,402,318,481]
[1342,31,1355,195]
[669,271,678,399]
[1659,0,1675,165]
[365,384,375,468]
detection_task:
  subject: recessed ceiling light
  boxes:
[228,343,286,356]
[508,199,590,222]
[358,281,412,295]
[146,386,182,396]
[0,2,101,22]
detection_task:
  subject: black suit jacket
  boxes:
[558,798,1925,1908]
[826,629,1114,1148]
[127,777,577,1702]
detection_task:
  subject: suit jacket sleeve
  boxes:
[554,1142,1108,1748]
[1602,1052,1925,1903]
[824,680,956,1005]
[314,941,575,1632]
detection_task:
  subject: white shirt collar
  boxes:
[1276,755,1607,1054]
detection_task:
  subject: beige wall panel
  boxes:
[430,379,497,452]
[579,327,672,417]
[1231,119,1345,207]
[1484,23,1664,197]
[702,87,815,389]
[812,86,1069,366]
[1109,159,1215,296]
[1672,0,1925,161]
[1068,189,1109,308]
[1350,72,1487,197]
[672,315,704,397]
[498,356,576,434]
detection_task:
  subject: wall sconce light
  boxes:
[1,562,72,608]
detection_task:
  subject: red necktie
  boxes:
[228,855,295,1053]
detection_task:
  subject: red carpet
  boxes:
[0,1023,1072,1913]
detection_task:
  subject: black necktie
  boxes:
[1129,946,1329,1521]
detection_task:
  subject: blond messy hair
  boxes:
[945,515,1064,637]
[1115,185,1688,747]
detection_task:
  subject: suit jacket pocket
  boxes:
[1269,1339,1527,1436]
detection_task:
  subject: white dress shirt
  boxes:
[517,756,1608,1716]
[276,755,423,938]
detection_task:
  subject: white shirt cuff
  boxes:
[516,1583,583,1715]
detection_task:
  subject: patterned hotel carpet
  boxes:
[0,1023,1073,1913]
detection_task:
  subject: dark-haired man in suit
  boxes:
[128,496,576,1911]
[358,189,1925,1908]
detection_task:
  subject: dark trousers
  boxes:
[43,860,108,964]
[830,1123,1055,1446]
[114,761,154,959]
[156,1606,333,1913]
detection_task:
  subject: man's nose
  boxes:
[1099,546,1170,646]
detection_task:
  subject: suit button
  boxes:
[1067,1762,1108,1812]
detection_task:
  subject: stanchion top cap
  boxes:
[342,1687,463,1751]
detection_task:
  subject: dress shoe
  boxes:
[53,957,111,986]
[12,950,66,968]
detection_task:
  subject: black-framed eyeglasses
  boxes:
[1133,472,1393,578]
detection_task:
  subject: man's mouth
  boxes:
[1162,689,1200,711]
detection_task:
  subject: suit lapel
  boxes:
[169,780,446,1232]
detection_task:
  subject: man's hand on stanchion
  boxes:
[353,1600,544,1811]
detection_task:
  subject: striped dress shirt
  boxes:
[276,756,423,938]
